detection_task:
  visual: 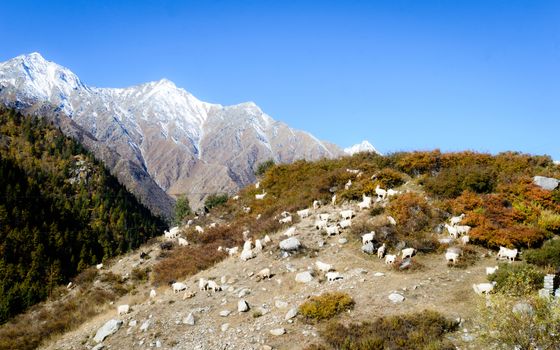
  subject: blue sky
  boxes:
[1,0,559,159]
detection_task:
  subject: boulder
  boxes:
[338,238,348,244]
[361,242,374,254]
[238,299,250,312]
[275,300,289,309]
[139,319,151,332]
[183,313,195,326]
[533,176,560,191]
[285,308,298,320]
[388,293,405,303]
[93,319,123,343]
[221,323,230,332]
[270,328,286,336]
[92,344,105,350]
[279,237,301,251]
[295,271,314,283]
[219,310,231,317]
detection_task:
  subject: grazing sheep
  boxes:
[385,254,397,265]
[386,189,400,197]
[178,237,189,246]
[242,230,250,240]
[280,211,291,218]
[256,214,262,220]
[297,208,311,218]
[243,206,251,213]
[240,249,256,261]
[195,225,204,234]
[377,243,386,259]
[243,240,253,251]
[318,213,330,221]
[315,261,334,273]
[263,235,271,244]
[254,239,263,252]
[375,185,387,200]
[117,304,130,315]
[387,216,397,225]
[279,215,293,224]
[209,222,217,228]
[326,272,343,281]
[232,195,239,200]
[346,169,360,174]
[186,219,194,226]
[455,225,471,235]
[255,181,260,189]
[340,209,354,220]
[486,266,499,275]
[149,289,157,298]
[255,192,267,200]
[450,213,465,226]
[257,268,272,280]
[445,251,459,264]
[444,224,459,239]
[331,194,337,206]
[283,226,297,237]
[401,247,416,259]
[225,246,239,256]
[313,200,322,209]
[198,278,208,291]
[473,282,496,295]
[207,280,222,292]
[345,179,352,190]
[315,219,328,230]
[497,246,518,262]
[460,235,470,245]
[172,282,188,293]
[325,225,339,236]
[362,232,375,245]
[358,195,372,210]
[96,263,103,270]
[339,219,352,229]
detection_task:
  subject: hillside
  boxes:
[0,108,167,324]
[2,149,560,349]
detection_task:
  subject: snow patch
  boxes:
[344,140,381,156]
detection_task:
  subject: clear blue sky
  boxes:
[1,0,559,159]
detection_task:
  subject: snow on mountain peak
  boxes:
[344,140,381,156]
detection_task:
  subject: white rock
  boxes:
[140,320,151,332]
[221,323,230,332]
[128,319,137,327]
[338,238,348,244]
[275,300,289,309]
[285,308,298,320]
[295,271,314,283]
[238,288,251,298]
[388,293,405,303]
[93,319,123,343]
[238,299,250,312]
[219,310,231,317]
[373,272,385,277]
[156,340,162,348]
[533,176,560,191]
[183,313,195,326]
[279,237,301,251]
[270,328,286,336]
[92,344,105,350]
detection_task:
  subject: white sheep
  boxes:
[225,246,239,256]
[387,216,397,225]
[386,189,400,197]
[473,282,496,295]
[243,206,251,213]
[318,213,330,221]
[375,185,387,200]
[255,181,260,189]
[315,219,328,230]
[345,179,352,190]
[358,195,372,210]
[242,230,251,240]
[96,263,103,270]
[243,240,253,251]
[195,225,204,234]
[385,254,397,265]
[486,266,499,275]
[209,222,217,228]
[117,304,130,315]
[254,239,263,252]
[331,194,337,206]
[255,192,267,200]
[325,225,339,236]
[149,289,157,298]
[460,235,470,245]
[207,280,221,292]
[326,272,343,281]
[172,282,187,293]
[263,235,271,244]
[445,251,459,264]
[232,195,239,200]
[362,232,375,245]
[401,247,415,259]
[178,237,189,246]
[315,261,334,273]
[256,214,261,220]
[450,213,465,226]
[455,225,471,235]
[339,209,354,220]
[284,226,297,237]
[198,278,208,291]
[257,268,272,280]
[444,224,459,239]
[313,200,322,210]
[346,168,360,174]
[279,215,293,224]
[377,243,386,259]
[240,249,256,261]
[339,219,352,229]
[297,208,311,218]
[497,246,518,262]
[280,211,291,218]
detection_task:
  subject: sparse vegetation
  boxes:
[204,193,228,210]
[488,263,544,296]
[255,158,275,176]
[524,239,560,267]
[299,292,354,322]
[174,194,192,225]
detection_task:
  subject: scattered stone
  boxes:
[238,288,251,298]
[93,319,123,343]
[92,344,105,350]
[361,242,374,254]
[183,291,196,299]
[388,293,405,303]
[533,176,560,191]
[399,259,412,270]
[295,271,314,283]
[317,240,325,248]
[140,320,151,332]
[285,308,298,320]
[279,237,301,251]
[338,238,348,244]
[285,264,297,272]
[275,300,289,309]
[128,319,137,327]
[155,340,162,348]
[183,313,195,326]
[262,346,273,350]
[373,272,385,277]
[221,323,230,332]
[238,299,250,312]
[270,328,286,336]
[513,302,535,316]
[219,310,231,317]
[221,276,227,284]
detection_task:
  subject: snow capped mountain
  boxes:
[344,140,381,156]
[0,53,344,216]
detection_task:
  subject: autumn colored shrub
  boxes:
[371,167,406,189]
[524,239,560,268]
[423,165,495,199]
[537,209,560,234]
[387,192,433,233]
[488,263,544,296]
[299,292,354,322]
[395,150,442,176]
[316,310,458,350]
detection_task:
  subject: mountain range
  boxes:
[0,53,376,218]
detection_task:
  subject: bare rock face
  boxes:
[0,53,345,216]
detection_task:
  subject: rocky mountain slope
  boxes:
[0,53,344,216]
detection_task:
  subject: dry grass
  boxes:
[299,292,354,322]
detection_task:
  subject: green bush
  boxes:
[255,159,275,176]
[524,239,560,267]
[488,263,544,296]
[423,165,495,199]
[537,209,560,234]
[317,310,458,350]
[204,193,228,209]
[299,292,354,322]
[174,195,192,225]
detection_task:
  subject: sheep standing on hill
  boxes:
[444,224,459,239]
[198,278,208,291]
[385,254,396,265]
[358,194,372,210]
[255,192,267,200]
[117,304,130,315]
[178,237,189,246]
[315,261,334,273]
[486,266,499,275]
[362,232,375,245]
[377,243,386,259]
[339,219,352,229]
[313,200,322,209]
[257,268,272,280]
[497,246,518,262]
[473,282,496,295]
[325,225,339,236]
[450,213,465,226]
[172,282,187,293]
[345,179,352,190]
[375,185,387,200]
[445,251,459,264]
[279,215,292,224]
[386,189,400,197]
[340,209,354,220]
[283,226,296,237]
[401,247,415,259]
[297,208,311,218]
[332,194,337,206]
[387,216,397,225]
[315,219,328,230]
[207,280,221,292]
[195,225,204,234]
[326,272,343,282]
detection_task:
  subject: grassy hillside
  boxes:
[0,108,167,323]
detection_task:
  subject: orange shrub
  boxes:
[387,192,432,233]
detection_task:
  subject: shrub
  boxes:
[317,310,458,350]
[423,165,495,199]
[475,294,560,350]
[204,193,228,210]
[387,192,432,234]
[174,195,192,225]
[488,263,544,296]
[524,239,560,267]
[255,159,275,176]
[537,209,560,233]
[372,168,406,189]
[299,292,354,322]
